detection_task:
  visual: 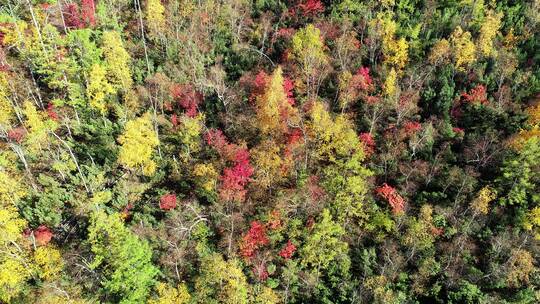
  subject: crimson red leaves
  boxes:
[159,194,177,211]
[359,132,376,156]
[279,240,297,259]
[34,225,53,246]
[171,84,202,118]
[62,1,95,29]
[375,183,406,214]
[462,84,488,105]
[240,221,269,259]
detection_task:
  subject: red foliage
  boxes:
[462,84,488,105]
[170,84,202,117]
[63,3,83,29]
[47,103,59,121]
[219,148,254,202]
[297,0,325,17]
[277,28,295,39]
[279,240,297,259]
[34,225,53,246]
[453,127,465,135]
[359,132,375,156]
[240,221,269,259]
[403,121,422,135]
[171,114,178,127]
[253,263,269,281]
[364,95,380,105]
[7,127,27,143]
[283,77,296,105]
[355,67,372,90]
[159,194,177,211]
[375,183,406,214]
[81,0,96,27]
[287,128,303,146]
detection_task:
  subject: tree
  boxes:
[194,253,250,304]
[87,64,115,114]
[146,0,166,38]
[148,283,191,304]
[118,113,160,175]
[102,31,132,90]
[450,26,476,71]
[254,67,298,135]
[477,10,502,57]
[88,210,158,303]
[291,24,329,99]
[300,209,351,301]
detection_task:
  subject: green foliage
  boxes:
[88,210,158,303]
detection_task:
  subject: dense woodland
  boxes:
[0,0,540,303]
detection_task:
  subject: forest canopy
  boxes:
[0,0,540,303]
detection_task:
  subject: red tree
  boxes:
[159,194,177,211]
[375,183,406,214]
[7,127,26,143]
[462,84,488,105]
[63,3,83,29]
[34,225,53,246]
[240,221,269,259]
[297,0,325,17]
[81,0,96,27]
[171,84,202,117]
[359,132,376,156]
[279,240,297,259]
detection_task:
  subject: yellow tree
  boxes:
[146,0,166,39]
[450,26,476,70]
[255,67,297,135]
[0,72,14,127]
[102,31,132,90]
[118,113,160,175]
[291,24,329,99]
[477,10,503,57]
[87,64,115,114]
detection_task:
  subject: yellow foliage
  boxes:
[102,31,132,90]
[149,282,191,304]
[383,68,398,97]
[509,102,540,150]
[506,249,535,288]
[0,206,26,246]
[0,152,27,205]
[309,101,362,162]
[478,10,503,57]
[87,64,115,114]
[470,186,497,215]
[194,253,249,304]
[252,140,285,189]
[0,20,28,47]
[23,101,57,153]
[450,26,476,70]
[178,114,204,157]
[254,286,282,304]
[147,0,166,38]
[523,207,540,240]
[428,39,451,65]
[193,163,218,192]
[118,113,160,175]
[0,72,13,126]
[255,67,297,135]
[33,246,63,281]
[0,258,30,303]
[372,14,409,70]
[291,24,328,66]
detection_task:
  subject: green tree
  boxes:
[88,210,158,303]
